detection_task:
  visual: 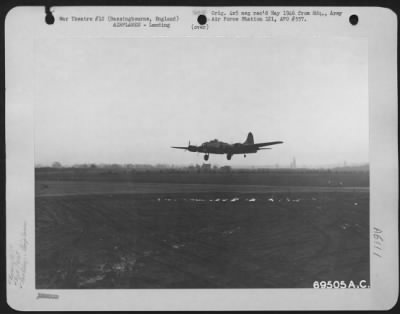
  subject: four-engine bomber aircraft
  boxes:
[172,132,283,161]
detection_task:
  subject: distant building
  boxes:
[220,165,231,172]
[201,163,211,171]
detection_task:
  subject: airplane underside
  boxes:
[203,151,257,161]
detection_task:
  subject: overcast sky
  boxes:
[34,36,368,167]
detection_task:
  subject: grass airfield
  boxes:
[35,168,369,288]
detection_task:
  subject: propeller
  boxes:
[171,140,197,152]
[184,141,190,152]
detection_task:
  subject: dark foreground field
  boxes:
[36,174,369,289]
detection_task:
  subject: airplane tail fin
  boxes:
[244,132,254,145]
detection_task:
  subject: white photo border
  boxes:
[5,6,398,310]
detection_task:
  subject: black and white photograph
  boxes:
[5,6,398,311]
[34,35,370,289]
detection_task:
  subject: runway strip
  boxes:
[36,180,369,197]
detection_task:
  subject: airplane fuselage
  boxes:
[194,140,258,155]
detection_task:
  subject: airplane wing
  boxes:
[171,146,189,150]
[254,141,284,148]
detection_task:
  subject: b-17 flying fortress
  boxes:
[172,132,283,161]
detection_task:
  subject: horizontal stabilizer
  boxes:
[255,141,284,148]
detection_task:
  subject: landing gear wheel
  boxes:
[227,154,232,160]
[204,154,209,161]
